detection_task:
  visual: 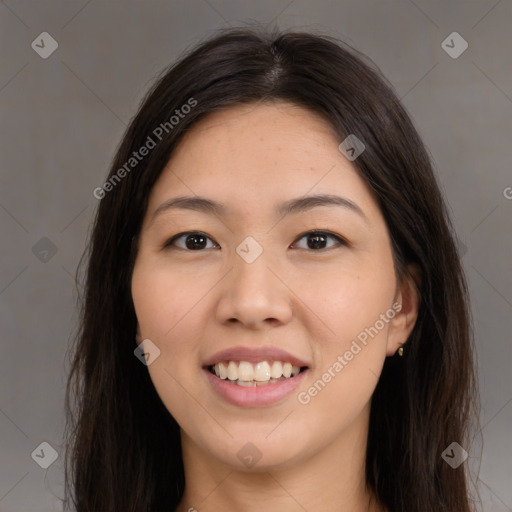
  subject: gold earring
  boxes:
[398,346,404,357]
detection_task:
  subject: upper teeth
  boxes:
[213,361,301,382]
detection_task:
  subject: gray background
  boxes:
[0,1,511,511]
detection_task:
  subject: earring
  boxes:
[398,346,404,357]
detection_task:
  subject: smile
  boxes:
[209,360,307,387]
[204,362,309,407]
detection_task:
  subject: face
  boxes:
[131,102,418,471]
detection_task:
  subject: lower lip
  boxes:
[203,368,308,407]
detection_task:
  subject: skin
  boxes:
[131,101,419,512]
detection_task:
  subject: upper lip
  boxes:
[203,346,310,368]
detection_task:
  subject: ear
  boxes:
[386,263,421,356]
[135,323,142,346]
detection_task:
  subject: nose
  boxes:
[215,253,293,330]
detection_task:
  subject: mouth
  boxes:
[202,346,310,406]
[206,360,309,387]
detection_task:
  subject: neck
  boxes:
[175,403,385,512]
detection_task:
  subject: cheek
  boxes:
[296,258,396,347]
[293,255,395,410]
[131,259,209,421]
[131,258,208,341]
[130,258,216,394]
[294,279,393,434]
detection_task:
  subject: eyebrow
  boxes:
[151,193,367,223]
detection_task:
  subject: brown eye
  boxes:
[164,232,218,250]
[292,231,346,251]
[163,230,346,252]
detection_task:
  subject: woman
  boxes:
[63,26,479,512]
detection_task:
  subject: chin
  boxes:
[200,429,310,471]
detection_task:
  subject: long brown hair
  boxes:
[63,26,479,512]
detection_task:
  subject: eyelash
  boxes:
[162,230,347,252]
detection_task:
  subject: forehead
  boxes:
[145,101,382,223]
[174,101,339,169]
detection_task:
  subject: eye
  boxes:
[292,230,347,251]
[163,231,219,251]
[163,230,347,252]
